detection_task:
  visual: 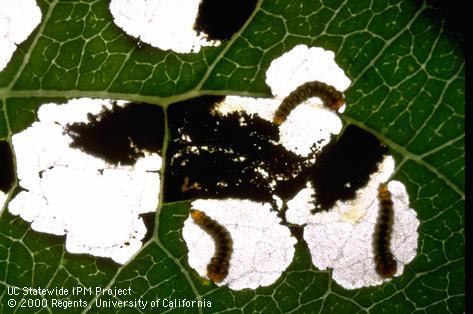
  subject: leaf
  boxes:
[0,0,464,313]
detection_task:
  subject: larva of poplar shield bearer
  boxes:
[373,183,397,278]
[273,81,345,125]
[190,209,233,282]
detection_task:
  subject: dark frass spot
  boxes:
[64,102,164,166]
[0,141,15,193]
[194,0,257,41]
[310,125,388,211]
[165,96,307,203]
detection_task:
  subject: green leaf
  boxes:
[0,0,464,313]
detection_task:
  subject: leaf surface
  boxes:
[0,0,464,313]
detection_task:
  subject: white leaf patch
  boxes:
[285,181,314,226]
[214,45,351,157]
[266,45,351,99]
[182,199,296,290]
[109,0,219,53]
[8,98,161,264]
[298,156,420,289]
[0,0,42,71]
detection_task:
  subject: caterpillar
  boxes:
[190,209,233,282]
[373,183,397,278]
[273,81,345,125]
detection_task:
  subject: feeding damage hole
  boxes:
[309,125,389,212]
[8,98,163,264]
[0,141,15,207]
[0,141,15,193]
[193,0,257,41]
[0,0,41,71]
[165,96,307,203]
[168,97,390,213]
[65,102,164,166]
[110,0,256,53]
[272,125,389,205]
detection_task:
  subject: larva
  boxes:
[273,81,345,125]
[190,209,233,282]
[373,183,397,278]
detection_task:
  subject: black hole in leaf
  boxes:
[273,167,315,200]
[64,102,164,166]
[194,0,258,41]
[309,125,388,211]
[0,141,15,193]
[140,212,155,243]
[165,96,307,203]
[289,226,304,242]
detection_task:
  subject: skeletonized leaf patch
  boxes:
[0,0,41,71]
[183,198,296,290]
[8,98,162,264]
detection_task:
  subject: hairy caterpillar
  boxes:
[273,81,345,125]
[373,183,397,278]
[190,209,233,282]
